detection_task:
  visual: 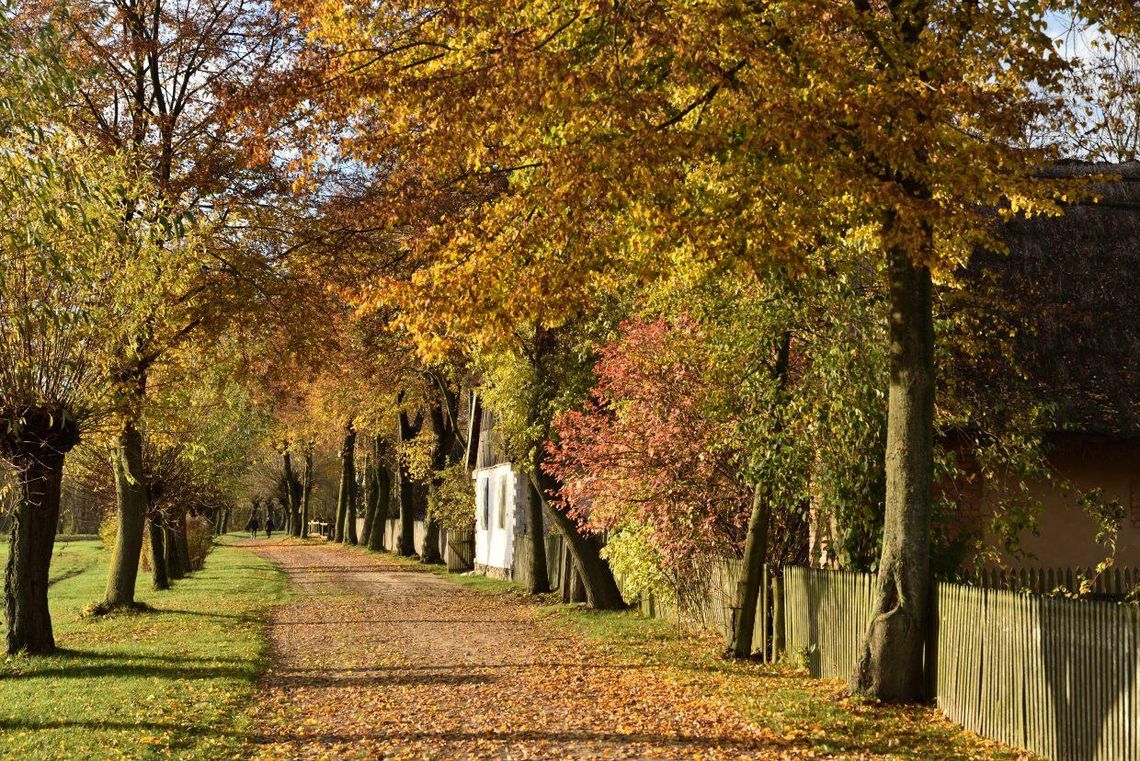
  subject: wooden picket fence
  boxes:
[625,557,778,660]
[935,583,1139,761]
[971,566,1140,599]
[782,566,877,679]
[783,566,1140,761]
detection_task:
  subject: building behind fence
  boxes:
[784,566,1139,761]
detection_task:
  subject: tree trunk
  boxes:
[422,385,462,565]
[368,465,391,552]
[850,234,935,703]
[102,419,148,609]
[396,409,423,557]
[569,564,587,603]
[283,449,302,538]
[560,543,573,603]
[300,450,313,539]
[336,421,357,545]
[165,525,185,580]
[148,519,169,590]
[526,479,551,594]
[421,511,443,564]
[4,447,66,654]
[533,467,623,610]
[334,422,354,543]
[729,488,770,657]
[360,452,375,547]
[173,512,192,572]
[728,330,790,659]
[346,477,358,546]
[524,325,622,608]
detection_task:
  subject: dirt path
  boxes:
[244,541,784,760]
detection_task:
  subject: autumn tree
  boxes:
[42,0,307,613]
[547,267,890,654]
[0,12,169,650]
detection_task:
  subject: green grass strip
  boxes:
[0,538,288,760]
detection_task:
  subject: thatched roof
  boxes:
[970,161,1140,436]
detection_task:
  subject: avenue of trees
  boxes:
[2,0,1138,707]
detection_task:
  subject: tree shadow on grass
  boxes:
[0,660,249,681]
[0,717,237,738]
[48,647,250,665]
[146,607,260,623]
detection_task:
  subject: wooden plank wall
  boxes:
[378,518,442,560]
[785,566,1140,760]
[509,532,566,591]
[617,556,773,659]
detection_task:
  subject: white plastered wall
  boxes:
[473,463,527,570]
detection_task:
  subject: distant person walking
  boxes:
[246,513,260,540]
[265,514,275,540]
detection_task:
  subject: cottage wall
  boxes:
[982,436,1140,568]
[473,463,528,577]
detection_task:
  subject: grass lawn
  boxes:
[0,536,288,760]
[419,556,1029,760]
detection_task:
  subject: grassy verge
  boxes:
[0,537,288,760]
[534,604,1027,760]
